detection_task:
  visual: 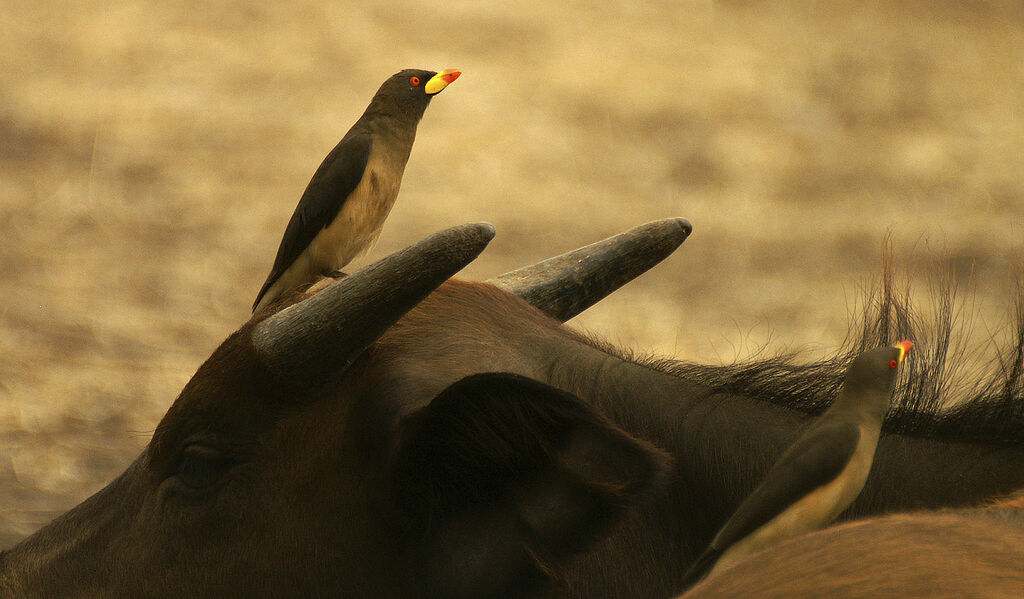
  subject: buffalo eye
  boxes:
[175,444,234,491]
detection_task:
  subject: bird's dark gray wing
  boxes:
[712,421,861,551]
[680,421,860,588]
[253,133,373,310]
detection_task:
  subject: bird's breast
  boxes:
[309,147,407,268]
[712,424,882,575]
[756,423,882,541]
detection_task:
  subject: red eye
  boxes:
[889,359,898,369]
[411,76,421,86]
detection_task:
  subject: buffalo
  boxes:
[2,220,1023,598]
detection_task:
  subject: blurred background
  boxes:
[0,0,1021,546]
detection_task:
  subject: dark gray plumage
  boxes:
[681,340,913,587]
[253,68,461,313]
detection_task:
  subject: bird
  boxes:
[252,68,462,313]
[680,340,914,588]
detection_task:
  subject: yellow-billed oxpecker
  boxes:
[252,68,462,313]
[681,340,914,587]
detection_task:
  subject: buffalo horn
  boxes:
[488,218,692,322]
[252,222,496,379]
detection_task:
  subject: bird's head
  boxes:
[837,340,913,418]
[369,68,462,121]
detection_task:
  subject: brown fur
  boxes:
[682,505,1024,598]
[358,280,569,410]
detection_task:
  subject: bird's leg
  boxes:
[303,269,349,297]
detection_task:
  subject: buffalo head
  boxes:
[0,220,690,598]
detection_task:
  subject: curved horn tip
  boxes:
[462,221,496,244]
[488,216,694,322]
[639,217,692,243]
[674,217,693,238]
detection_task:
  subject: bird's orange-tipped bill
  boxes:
[894,340,914,366]
[425,68,461,95]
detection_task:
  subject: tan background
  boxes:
[1,1,1021,546]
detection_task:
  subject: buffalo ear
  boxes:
[390,373,671,598]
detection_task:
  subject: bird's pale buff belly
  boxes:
[711,423,882,575]
[263,149,404,304]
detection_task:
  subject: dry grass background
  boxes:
[0,0,1022,547]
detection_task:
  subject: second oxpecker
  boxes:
[681,340,913,588]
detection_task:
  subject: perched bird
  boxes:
[252,68,462,313]
[681,340,914,587]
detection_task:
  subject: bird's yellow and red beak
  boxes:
[894,340,914,366]
[425,68,461,95]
